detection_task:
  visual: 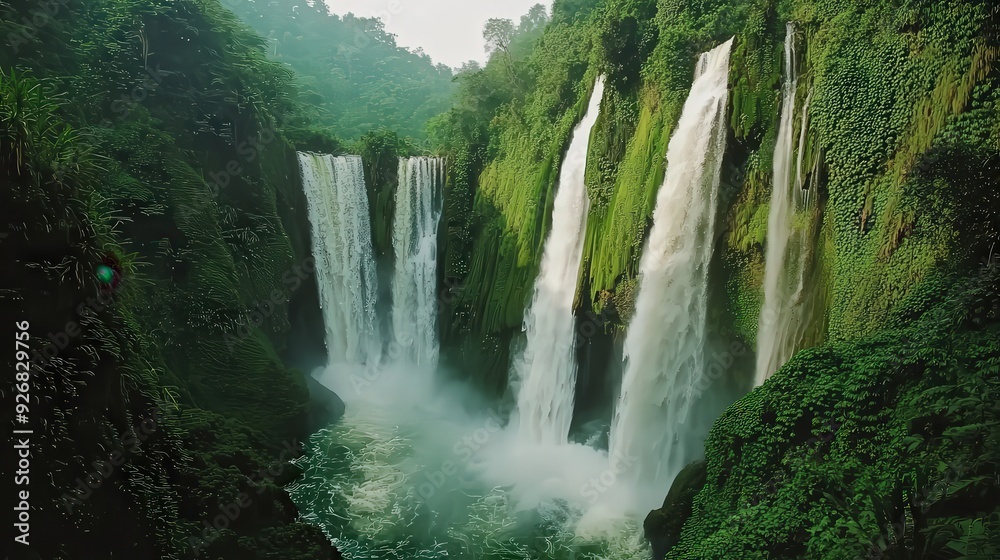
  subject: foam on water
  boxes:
[292,363,648,559]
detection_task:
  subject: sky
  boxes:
[324,0,552,69]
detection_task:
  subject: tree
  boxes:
[483,18,515,56]
[459,60,482,73]
[223,0,456,142]
[518,4,549,34]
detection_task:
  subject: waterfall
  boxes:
[298,153,382,366]
[390,157,444,367]
[754,24,821,386]
[608,39,733,507]
[512,76,606,445]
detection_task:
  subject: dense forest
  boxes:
[225,0,457,142]
[1,0,997,559]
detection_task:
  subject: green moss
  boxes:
[797,0,998,340]
[583,86,672,310]
[669,267,1000,559]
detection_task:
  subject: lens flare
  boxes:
[96,264,115,284]
[97,255,123,290]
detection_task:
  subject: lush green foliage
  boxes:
[666,266,1000,559]
[0,0,338,557]
[429,2,999,556]
[3,0,998,556]
[357,128,413,258]
[431,0,997,382]
[226,0,456,142]
[429,3,594,384]
[795,0,998,340]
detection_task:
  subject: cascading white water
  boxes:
[754,24,821,386]
[608,39,734,509]
[298,152,382,366]
[390,157,444,367]
[510,77,606,446]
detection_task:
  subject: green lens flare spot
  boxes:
[96,264,115,284]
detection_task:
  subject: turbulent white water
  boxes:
[390,157,444,367]
[289,364,649,560]
[608,39,734,511]
[511,76,606,446]
[755,24,821,386]
[298,153,382,366]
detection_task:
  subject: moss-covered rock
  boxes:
[666,268,1000,559]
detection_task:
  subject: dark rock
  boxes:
[304,373,347,431]
[644,459,708,559]
[274,461,305,487]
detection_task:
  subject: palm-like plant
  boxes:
[0,69,104,191]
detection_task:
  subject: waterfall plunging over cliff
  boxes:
[390,157,444,367]
[298,153,382,366]
[755,24,822,386]
[608,40,733,508]
[511,76,606,445]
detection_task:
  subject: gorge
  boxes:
[2,0,998,559]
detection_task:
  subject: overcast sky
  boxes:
[324,0,552,69]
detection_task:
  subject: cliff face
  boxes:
[440,0,998,386]
[662,268,1000,559]
[1,0,334,557]
[432,0,999,555]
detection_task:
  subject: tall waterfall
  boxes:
[755,24,821,386]
[298,153,382,366]
[512,76,606,445]
[390,157,444,367]
[608,39,734,506]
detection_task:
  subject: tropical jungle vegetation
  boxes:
[1,0,997,558]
